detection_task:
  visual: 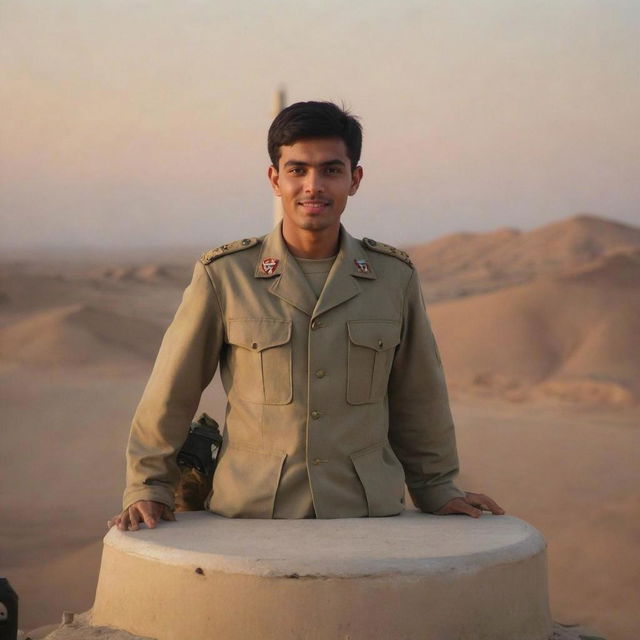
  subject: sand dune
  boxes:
[0,274,84,321]
[89,263,186,285]
[410,214,640,301]
[429,247,640,404]
[0,303,164,366]
[557,245,640,287]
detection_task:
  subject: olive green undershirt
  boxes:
[294,255,337,299]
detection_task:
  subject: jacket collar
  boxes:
[255,222,376,317]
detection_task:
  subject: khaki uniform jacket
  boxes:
[123,223,464,518]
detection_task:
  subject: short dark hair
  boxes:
[268,101,362,171]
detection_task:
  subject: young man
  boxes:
[110,101,503,531]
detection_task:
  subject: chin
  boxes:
[283,210,341,233]
[299,219,336,232]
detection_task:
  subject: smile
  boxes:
[299,200,331,210]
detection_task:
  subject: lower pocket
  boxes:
[209,442,287,518]
[350,443,406,517]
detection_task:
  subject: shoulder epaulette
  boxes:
[362,238,413,267]
[200,237,260,265]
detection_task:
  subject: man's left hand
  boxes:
[434,492,505,518]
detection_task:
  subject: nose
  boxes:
[304,169,324,194]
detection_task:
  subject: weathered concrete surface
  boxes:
[92,510,552,640]
[26,619,606,640]
[22,611,153,639]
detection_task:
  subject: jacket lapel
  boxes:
[255,224,317,316]
[313,227,376,319]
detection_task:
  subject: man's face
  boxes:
[268,137,363,235]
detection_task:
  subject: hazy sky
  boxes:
[1,0,639,250]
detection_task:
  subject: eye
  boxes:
[289,167,305,175]
[325,166,342,175]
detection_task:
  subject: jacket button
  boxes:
[378,340,384,348]
[311,320,318,330]
[311,410,321,420]
[315,369,326,378]
[251,342,258,349]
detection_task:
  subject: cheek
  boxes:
[279,180,297,196]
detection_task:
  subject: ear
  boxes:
[268,165,281,196]
[349,166,364,196]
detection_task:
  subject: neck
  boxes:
[281,221,340,259]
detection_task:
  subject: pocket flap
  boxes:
[210,442,287,518]
[350,442,405,517]
[347,320,401,352]
[228,318,292,351]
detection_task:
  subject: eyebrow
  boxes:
[283,159,347,168]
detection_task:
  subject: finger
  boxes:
[138,504,158,529]
[467,493,505,515]
[456,500,482,518]
[435,498,481,518]
[479,496,506,515]
[129,507,141,531]
[117,511,130,531]
[441,497,481,517]
[107,515,120,529]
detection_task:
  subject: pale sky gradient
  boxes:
[1,0,639,251]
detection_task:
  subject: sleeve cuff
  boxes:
[408,483,465,513]
[123,485,175,512]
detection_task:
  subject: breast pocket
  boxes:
[347,320,401,405]
[227,318,293,405]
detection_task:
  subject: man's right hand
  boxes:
[107,500,176,531]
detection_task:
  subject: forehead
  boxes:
[278,137,349,165]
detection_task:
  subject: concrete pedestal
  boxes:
[92,511,551,640]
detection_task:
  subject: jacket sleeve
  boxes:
[123,260,224,511]
[387,268,465,513]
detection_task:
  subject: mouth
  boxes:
[298,200,332,212]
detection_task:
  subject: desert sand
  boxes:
[409,213,640,302]
[1,214,638,639]
[429,249,640,405]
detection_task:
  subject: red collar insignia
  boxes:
[261,257,279,276]
[354,259,370,274]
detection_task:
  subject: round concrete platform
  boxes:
[92,511,551,640]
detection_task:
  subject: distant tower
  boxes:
[272,87,287,226]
